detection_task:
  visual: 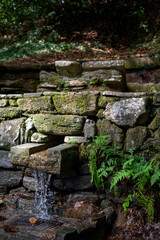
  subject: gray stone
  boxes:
[102,91,150,97]
[64,136,86,144]
[23,176,36,191]
[66,192,99,204]
[23,92,42,98]
[33,114,84,136]
[82,60,125,71]
[52,91,98,116]
[7,94,23,98]
[125,126,148,152]
[0,118,26,149]
[97,119,124,148]
[103,97,147,127]
[55,61,82,77]
[0,99,8,107]
[141,138,160,151]
[83,119,96,139]
[31,132,53,143]
[0,151,13,168]
[82,70,107,84]
[40,70,57,82]
[0,170,23,187]
[52,175,93,191]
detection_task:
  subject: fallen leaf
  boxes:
[29,218,37,224]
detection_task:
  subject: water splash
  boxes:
[34,170,52,220]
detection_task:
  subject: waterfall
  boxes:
[34,170,52,220]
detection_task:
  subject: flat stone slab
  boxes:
[11,143,78,175]
[64,136,86,143]
[11,143,51,157]
[82,60,125,71]
[102,91,152,97]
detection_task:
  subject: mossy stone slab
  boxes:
[33,114,84,135]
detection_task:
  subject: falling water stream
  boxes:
[34,170,52,220]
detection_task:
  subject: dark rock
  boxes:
[0,170,23,187]
[52,175,93,192]
[66,192,99,204]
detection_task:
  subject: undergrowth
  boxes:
[88,136,160,221]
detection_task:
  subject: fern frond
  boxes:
[151,170,160,186]
[110,169,132,191]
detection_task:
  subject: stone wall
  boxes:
[0,57,160,94]
[0,89,160,194]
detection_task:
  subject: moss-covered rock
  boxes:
[55,61,82,77]
[33,114,84,135]
[0,107,21,120]
[149,109,160,130]
[98,95,119,108]
[17,96,53,113]
[9,98,18,106]
[52,91,98,116]
[125,126,148,152]
[97,119,124,148]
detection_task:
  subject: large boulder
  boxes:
[33,114,84,135]
[103,97,148,127]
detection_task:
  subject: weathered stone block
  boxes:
[125,126,148,152]
[0,107,21,120]
[97,119,124,148]
[103,97,148,127]
[17,96,53,113]
[0,118,25,149]
[82,60,125,71]
[47,144,78,175]
[55,61,82,77]
[33,114,84,135]
[52,91,98,116]
[0,170,23,187]
[11,143,50,157]
[40,70,57,82]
